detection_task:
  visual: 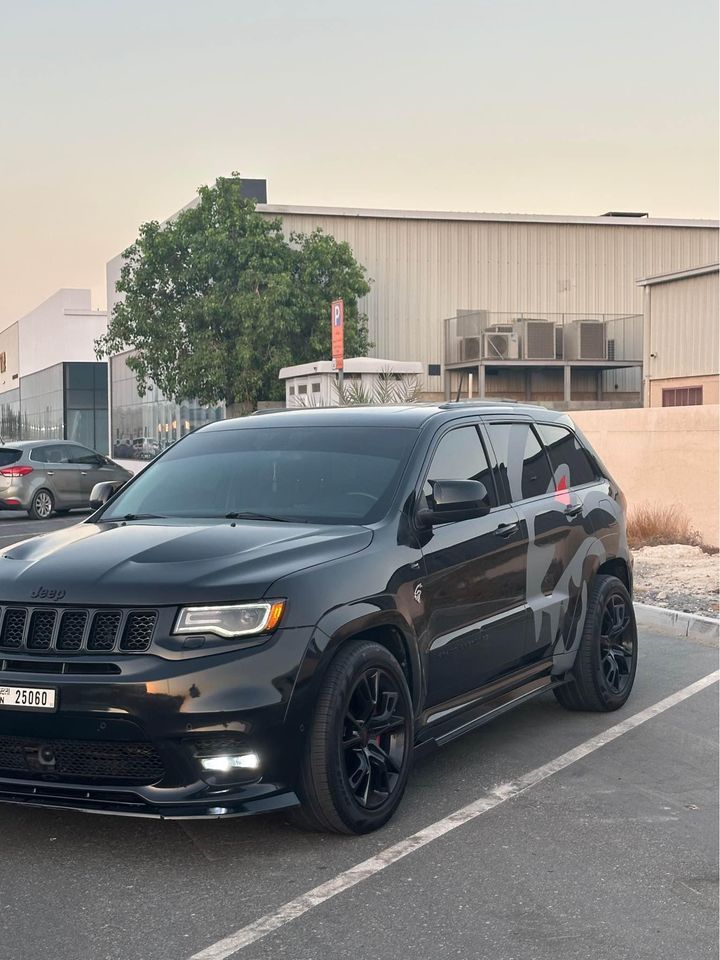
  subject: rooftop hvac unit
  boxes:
[461,337,481,361]
[564,320,607,360]
[515,319,557,360]
[456,310,488,339]
[483,332,520,360]
[555,325,564,359]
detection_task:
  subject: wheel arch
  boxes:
[314,608,422,709]
[596,556,632,594]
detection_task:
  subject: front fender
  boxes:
[285,604,423,728]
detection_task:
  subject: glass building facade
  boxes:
[110,351,224,460]
[0,388,21,442]
[0,362,109,453]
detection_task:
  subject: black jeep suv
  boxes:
[0,402,636,833]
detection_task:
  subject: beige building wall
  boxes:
[262,208,718,393]
[107,207,719,396]
[571,405,720,547]
[641,265,719,406]
[649,374,719,407]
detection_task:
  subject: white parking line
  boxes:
[189,670,719,960]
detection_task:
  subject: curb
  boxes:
[635,602,720,641]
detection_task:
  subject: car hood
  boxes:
[0,519,373,607]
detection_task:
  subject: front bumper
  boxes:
[0,779,299,819]
[0,626,315,818]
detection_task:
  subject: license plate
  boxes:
[0,685,57,711]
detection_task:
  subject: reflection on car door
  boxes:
[419,424,529,711]
[486,421,580,662]
[66,445,109,502]
[31,444,80,508]
[534,422,607,652]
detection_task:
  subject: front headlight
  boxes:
[173,601,285,638]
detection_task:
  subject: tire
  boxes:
[293,640,414,834]
[554,574,638,712]
[28,488,55,520]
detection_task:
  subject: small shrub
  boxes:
[626,503,705,550]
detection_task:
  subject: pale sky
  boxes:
[1,0,718,329]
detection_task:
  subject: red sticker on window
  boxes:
[555,473,571,505]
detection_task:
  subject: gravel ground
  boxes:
[633,543,720,618]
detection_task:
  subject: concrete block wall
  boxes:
[571,405,720,547]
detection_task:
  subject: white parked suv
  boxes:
[132,438,158,460]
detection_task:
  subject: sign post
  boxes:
[331,299,344,393]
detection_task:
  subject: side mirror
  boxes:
[89,480,125,510]
[417,479,491,527]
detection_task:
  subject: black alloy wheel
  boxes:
[554,574,638,712]
[294,640,414,834]
[342,667,407,810]
[599,592,635,696]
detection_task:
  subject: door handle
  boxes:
[81,471,88,476]
[494,522,520,538]
[564,504,583,518]
[47,471,54,476]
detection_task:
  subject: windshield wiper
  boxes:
[223,512,307,523]
[111,513,166,521]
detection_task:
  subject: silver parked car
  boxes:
[0,440,133,520]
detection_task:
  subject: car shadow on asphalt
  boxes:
[0,693,584,868]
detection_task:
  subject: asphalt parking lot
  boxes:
[0,518,718,960]
[0,510,89,548]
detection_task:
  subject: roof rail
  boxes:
[438,399,520,409]
[250,406,300,416]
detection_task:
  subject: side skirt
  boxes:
[416,675,571,752]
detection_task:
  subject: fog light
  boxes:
[200,752,260,773]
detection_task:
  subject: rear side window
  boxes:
[0,449,22,467]
[423,425,496,506]
[536,424,598,489]
[487,423,554,502]
[30,445,70,464]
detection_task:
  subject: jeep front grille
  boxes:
[0,609,27,648]
[0,606,158,654]
[27,610,57,650]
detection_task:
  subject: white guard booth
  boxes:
[279,357,424,407]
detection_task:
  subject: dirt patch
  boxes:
[633,544,720,619]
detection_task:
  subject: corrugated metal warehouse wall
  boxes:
[260,208,718,394]
[647,271,719,381]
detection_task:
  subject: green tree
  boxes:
[96,176,371,414]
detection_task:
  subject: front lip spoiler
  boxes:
[0,780,300,820]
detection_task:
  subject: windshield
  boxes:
[102,425,418,525]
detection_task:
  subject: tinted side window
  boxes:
[488,423,554,502]
[30,445,70,464]
[536,424,598,489]
[424,426,495,506]
[66,445,100,465]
